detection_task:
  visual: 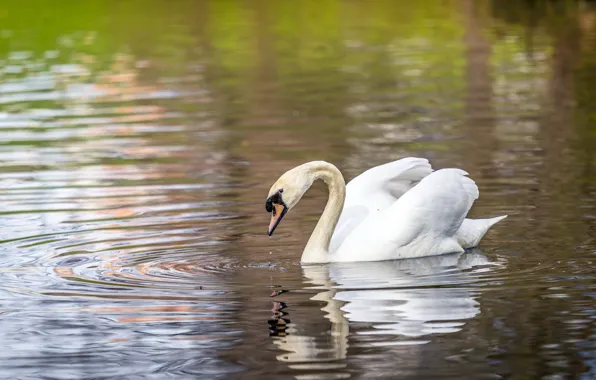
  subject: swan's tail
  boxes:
[455,215,508,249]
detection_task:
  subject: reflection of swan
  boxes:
[270,251,499,367]
[265,158,506,263]
[305,251,492,337]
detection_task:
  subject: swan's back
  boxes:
[333,169,479,261]
[329,158,432,253]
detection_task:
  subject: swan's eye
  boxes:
[278,189,283,194]
[265,191,284,213]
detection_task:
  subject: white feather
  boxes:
[330,158,506,257]
[331,168,486,261]
[329,158,432,253]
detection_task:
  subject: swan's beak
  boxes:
[268,203,287,236]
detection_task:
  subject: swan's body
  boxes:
[265,158,507,263]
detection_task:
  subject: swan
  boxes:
[265,158,507,263]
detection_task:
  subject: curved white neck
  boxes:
[301,162,345,263]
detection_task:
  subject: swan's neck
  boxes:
[301,162,345,263]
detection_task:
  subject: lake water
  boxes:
[0,1,595,379]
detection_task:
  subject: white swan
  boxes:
[265,158,507,263]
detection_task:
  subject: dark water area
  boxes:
[0,1,595,379]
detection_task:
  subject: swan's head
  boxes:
[265,164,314,236]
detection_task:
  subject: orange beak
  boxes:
[268,203,287,236]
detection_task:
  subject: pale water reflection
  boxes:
[272,251,503,368]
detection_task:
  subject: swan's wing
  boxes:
[334,169,478,261]
[345,157,433,204]
[329,158,433,253]
[387,168,478,242]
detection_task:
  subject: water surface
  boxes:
[0,1,595,379]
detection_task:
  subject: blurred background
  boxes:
[0,0,594,379]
